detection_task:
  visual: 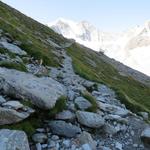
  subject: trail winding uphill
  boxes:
[0,1,150,149]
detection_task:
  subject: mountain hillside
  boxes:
[0,1,150,150]
[49,18,150,76]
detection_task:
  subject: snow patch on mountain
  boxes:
[47,18,150,76]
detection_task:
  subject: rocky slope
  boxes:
[48,18,150,76]
[0,1,150,150]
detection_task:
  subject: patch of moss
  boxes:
[0,61,27,72]
[82,91,98,112]
[48,95,67,117]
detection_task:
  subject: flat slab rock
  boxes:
[0,129,30,150]
[0,68,66,109]
[76,111,105,128]
[48,120,81,137]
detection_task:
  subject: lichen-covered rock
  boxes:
[0,129,30,150]
[0,68,66,109]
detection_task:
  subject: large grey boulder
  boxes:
[0,41,27,55]
[0,129,30,150]
[48,120,81,137]
[76,111,105,128]
[75,97,92,110]
[0,68,66,109]
[0,106,29,125]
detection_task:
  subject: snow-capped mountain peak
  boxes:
[47,18,150,76]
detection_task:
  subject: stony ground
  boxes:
[0,29,150,150]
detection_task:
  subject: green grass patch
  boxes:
[0,61,27,72]
[82,91,98,112]
[48,96,67,117]
[66,43,150,113]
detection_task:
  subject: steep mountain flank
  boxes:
[0,1,150,150]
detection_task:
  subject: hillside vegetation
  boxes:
[0,1,150,114]
[66,43,150,113]
[0,1,67,67]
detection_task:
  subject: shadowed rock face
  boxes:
[0,68,66,109]
[0,129,30,150]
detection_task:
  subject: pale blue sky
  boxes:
[2,0,150,31]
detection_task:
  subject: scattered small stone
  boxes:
[131,130,134,136]
[78,131,96,150]
[55,110,75,121]
[41,144,48,149]
[32,133,47,143]
[48,140,55,148]
[36,143,42,150]
[115,142,123,150]
[75,97,92,110]
[51,135,59,141]
[36,128,45,133]
[81,143,92,150]
[62,139,70,148]
[133,144,138,148]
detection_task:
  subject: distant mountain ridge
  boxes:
[48,18,150,76]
